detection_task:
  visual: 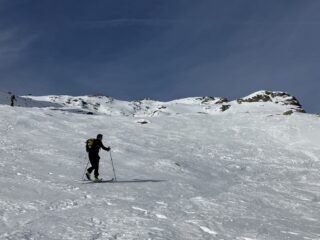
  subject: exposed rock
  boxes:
[237,91,305,113]
[216,98,229,104]
[196,96,229,105]
[197,96,215,104]
[220,104,231,112]
[136,119,149,124]
[237,93,271,103]
[283,110,294,115]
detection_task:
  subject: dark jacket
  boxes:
[90,139,110,153]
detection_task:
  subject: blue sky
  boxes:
[0,0,319,112]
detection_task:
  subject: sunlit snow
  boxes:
[0,90,319,239]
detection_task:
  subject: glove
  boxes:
[106,147,111,151]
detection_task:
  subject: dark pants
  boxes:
[87,152,100,177]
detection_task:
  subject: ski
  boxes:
[81,178,115,184]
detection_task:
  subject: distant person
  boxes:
[10,95,16,107]
[85,134,111,182]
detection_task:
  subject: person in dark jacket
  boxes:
[86,134,111,181]
[10,95,16,107]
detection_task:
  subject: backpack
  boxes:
[86,138,95,152]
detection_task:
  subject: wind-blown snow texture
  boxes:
[1,90,320,239]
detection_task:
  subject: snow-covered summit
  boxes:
[236,90,305,113]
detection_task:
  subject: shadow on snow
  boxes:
[83,179,166,184]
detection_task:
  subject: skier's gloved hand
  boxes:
[106,147,111,151]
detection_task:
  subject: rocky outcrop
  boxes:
[220,104,231,112]
[237,91,305,113]
[195,96,228,105]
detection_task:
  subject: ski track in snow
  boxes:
[0,103,320,239]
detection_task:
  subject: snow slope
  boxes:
[1,92,320,240]
[0,91,60,108]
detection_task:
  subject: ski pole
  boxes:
[109,151,117,181]
[82,160,90,180]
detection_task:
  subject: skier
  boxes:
[86,134,111,182]
[10,95,16,107]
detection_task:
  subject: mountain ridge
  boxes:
[1,90,305,116]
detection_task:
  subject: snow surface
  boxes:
[0,91,60,109]
[1,92,320,239]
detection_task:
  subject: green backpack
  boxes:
[86,138,95,152]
